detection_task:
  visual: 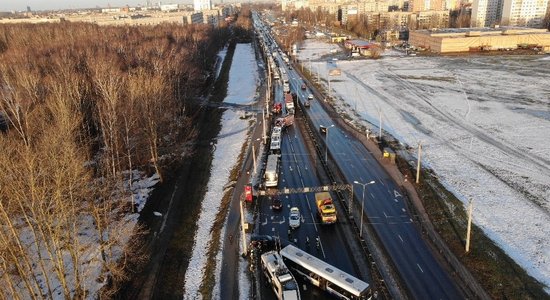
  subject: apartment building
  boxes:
[194,0,212,12]
[282,0,310,11]
[471,0,503,27]
[339,5,359,25]
[182,11,204,25]
[472,0,548,27]
[501,0,549,27]
[409,0,445,12]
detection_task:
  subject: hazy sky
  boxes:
[1,1,192,12]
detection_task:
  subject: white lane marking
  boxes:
[394,190,402,197]
[398,234,404,242]
[383,211,388,218]
[402,208,406,212]
[302,284,307,291]
[310,212,318,231]
[417,263,424,273]
[370,192,375,198]
[318,237,327,259]
[394,199,399,203]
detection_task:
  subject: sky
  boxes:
[1,1,191,12]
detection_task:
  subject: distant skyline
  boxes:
[1,1,194,12]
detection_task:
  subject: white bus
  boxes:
[261,251,301,300]
[270,132,281,154]
[265,154,280,187]
[280,245,371,300]
[273,68,280,80]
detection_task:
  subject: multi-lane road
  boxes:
[253,11,463,299]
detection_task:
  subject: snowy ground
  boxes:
[298,40,550,293]
[183,43,259,299]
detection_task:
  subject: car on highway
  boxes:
[308,94,314,100]
[250,235,278,252]
[301,83,306,90]
[271,196,282,210]
[289,207,300,229]
[304,100,311,107]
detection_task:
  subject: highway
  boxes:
[284,53,462,299]
[257,72,371,300]
[254,13,374,300]
[253,11,463,299]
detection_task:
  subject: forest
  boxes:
[0,19,233,298]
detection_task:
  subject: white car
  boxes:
[289,207,301,229]
[308,94,314,100]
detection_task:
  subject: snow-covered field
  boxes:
[298,40,550,293]
[183,43,258,299]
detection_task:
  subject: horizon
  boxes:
[0,0,198,12]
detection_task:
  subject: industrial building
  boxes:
[409,27,550,53]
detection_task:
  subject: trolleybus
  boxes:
[280,245,371,300]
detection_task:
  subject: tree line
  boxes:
[0,20,231,298]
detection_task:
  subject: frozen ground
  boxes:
[183,43,258,298]
[298,40,550,293]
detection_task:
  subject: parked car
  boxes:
[289,207,301,228]
[271,196,282,210]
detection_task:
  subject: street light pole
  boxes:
[353,180,376,238]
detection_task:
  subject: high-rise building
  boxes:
[409,0,444,12]
[282,0,309,11]
[471,0,548,27]
[470,0,503,27]
[194,0,212,11]
[501,0,549,27]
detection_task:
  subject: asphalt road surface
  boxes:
[285,61,463,299]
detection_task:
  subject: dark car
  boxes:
[271,196,282,210]
[250,235,278,252]
[301,83,306,90]
[304,100,311,108]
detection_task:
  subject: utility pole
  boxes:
[416,142,422,184]
[328,72,331,99]
[378,110,382,141]
[465,199,473,253]
[354,85,358,112]
[317,67,320,82]
[349,184,353,216]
